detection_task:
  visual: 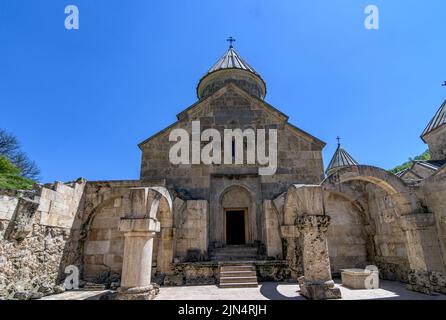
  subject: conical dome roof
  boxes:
[207,47,260,75]
[326,140,359,175]
[421,99,446,141]
[197,44,266,100]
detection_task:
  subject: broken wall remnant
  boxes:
[0,179,86,299]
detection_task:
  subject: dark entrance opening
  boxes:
[226,210,246,245]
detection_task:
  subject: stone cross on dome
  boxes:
[336,136,341,147]
[227,36,236,48]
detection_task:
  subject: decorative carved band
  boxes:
[295,215,331,233]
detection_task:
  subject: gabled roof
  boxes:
[396,168,422,180]
[179,82,285,121]
[414,159,446,171]
[139,83,326,149]
[421,99,446,141]
[395,160,446,181]
[326,144,359,174]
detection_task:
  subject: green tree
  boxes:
[390,150,431,174]
[0,156,35,190]
[0,128,40,180]
[0,156,21,175]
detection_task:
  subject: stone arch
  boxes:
[219,185,254,245]
[82,185,175,280]
[323,191,370,273]
[81,195,124,241]
[131,187,174,275]
[322,165,437,275]
[153,194,175,275]
[145,187,173,219]
[321,183,370,223]
[322,165,419,217]
[83,195,127,280]
[220,185,252,209]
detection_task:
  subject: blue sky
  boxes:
[1,0,445,183]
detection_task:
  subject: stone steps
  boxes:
[220,270,257,277]
[211,246,259,261]
[220,276,258,284]
[220,264,256,272]
[219,282,259,288]
[213,255,259,261]
[219,263,258,288]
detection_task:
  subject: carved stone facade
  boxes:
[1,46,445,300]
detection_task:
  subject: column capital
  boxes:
[295,215,331,233]
[119,218,160,233]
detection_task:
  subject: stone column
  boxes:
[295,215,341,300]
[117,188,162,300]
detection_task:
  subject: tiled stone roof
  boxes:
[207,47,259,75]
[326,144,359,174]
[421,100,446,139]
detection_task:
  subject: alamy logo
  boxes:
[64,265,79,290]
[65,5,79,30]
[169,121,277,175]
[364,5,379,30]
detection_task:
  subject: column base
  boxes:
[116,284,160,300]
[298,276,342,300]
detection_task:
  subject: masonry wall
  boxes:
[423,168,446,270]
[0,180,85,299]
[83,186,209,282]
[325,194,368,274]
[367,185,410,281]
[140,86,325,202]
[173,199,208,262]
[425,125,446,160]
[139,86,324,249]
[83,196,126,280]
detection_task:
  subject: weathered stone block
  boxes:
[298,276,341,300]
[341,268,379,289]
[85,241,110,255]
[119,218,160,233]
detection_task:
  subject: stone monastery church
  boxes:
[1,42,446,300]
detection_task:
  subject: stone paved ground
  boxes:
[39,280,446,300]
[155,280,446,300]
[40,290,108,300]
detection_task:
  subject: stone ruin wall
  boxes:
[423,168,446,269]
[1,167,445,297]
[410,168,446,294]
[264,192,370,278]
[325,193,368,275]
[425,126,446,160]
[0,179,86,299]
[82,183,210,285]
[366,184,411,282]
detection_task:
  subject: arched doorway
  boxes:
[220,186,253,245]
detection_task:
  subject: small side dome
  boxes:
[197,45,266,100]
[326,138,359,176]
